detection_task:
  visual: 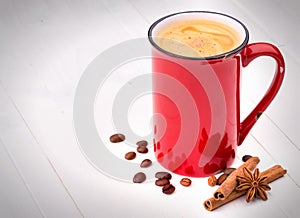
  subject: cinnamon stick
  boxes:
[204,165,287,211]
[214,156,260,200]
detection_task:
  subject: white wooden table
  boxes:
[0,0,299,217]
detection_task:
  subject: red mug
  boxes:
[148,11,285,177]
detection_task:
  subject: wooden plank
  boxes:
[232,0,300,148]
[0,86,82,217]
[0,139,43,218]
[249,113,300,185]
[102,0,150,37]
[233,0,300,61]
[0,0,140,217]
[240,52,300,149]
[0,0,298,217]
[241,96,300,188]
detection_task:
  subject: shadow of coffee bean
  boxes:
[168,160,177,172]
[204,162,220,174]
[185,165,194,174]
[157,152,164,161]
[167,148,173,158]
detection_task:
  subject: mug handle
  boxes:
[238,42,285,145]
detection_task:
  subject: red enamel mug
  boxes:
[148,11,285,177]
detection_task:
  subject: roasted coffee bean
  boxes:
[140,159,152,168]
[242,155,252,162]
[110,133,125,143]
[223,167,236,175]
[133,172,146,183]
[155,172,172,180]
[137,146,148,154]
[208,175,217,187]
[162,184,175,194]
[180,178,192,187]
[136,140,148,147]
[125,151,136,160]
[155,178,170,186]
[217,174,228,185]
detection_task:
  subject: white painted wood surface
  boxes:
[0,0,299,217]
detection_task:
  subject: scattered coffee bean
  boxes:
[208,175,217,187]
[217,174,228,185]
[140,159,152,168]
[109,133,125,143]
[155,178,170,186]
[162,184,175,194]
[136,140,148,147]
[125,151,136,160]
[133,172,146,183]
[242,155,252,162]
[137,146,148,154]
[223,167,236,175]
[180,178,192,187]
[155,172,172,180]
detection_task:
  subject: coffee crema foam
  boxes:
[155,19,241,57]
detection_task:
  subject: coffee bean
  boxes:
[110,133,125,143]
[133,172,146,183]
[223,167,236,175]
[217,174,228,185]
[242,155,252,162]
[208,175,217,187]
[140,159,152,168]
[136,140,148,147]
[155,178,170,186]
[180,178,192,187]
[155,172,172,180]
[162,184,175,194]
[125,151,136,160]
[137,146,148,154]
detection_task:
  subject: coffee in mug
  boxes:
[155,19,241,57]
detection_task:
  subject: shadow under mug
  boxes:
[148,11,285,177]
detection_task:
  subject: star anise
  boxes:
[236,167,271,202]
